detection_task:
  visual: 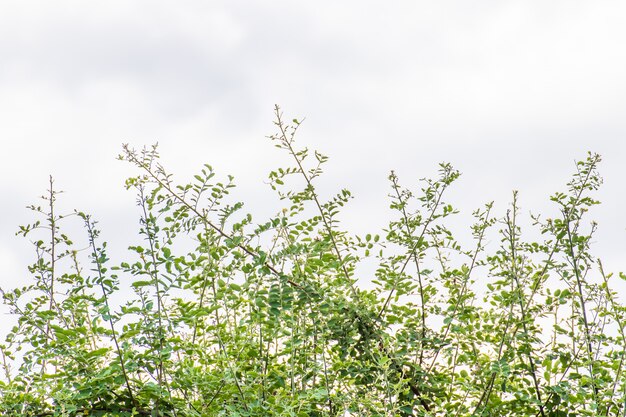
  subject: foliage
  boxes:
[1,106,624,416]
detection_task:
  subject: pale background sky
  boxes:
[1,1,625,324]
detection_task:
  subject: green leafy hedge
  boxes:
[1,107,624,416]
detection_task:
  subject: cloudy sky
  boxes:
[1,1,625,318]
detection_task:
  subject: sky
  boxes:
[1,1,625,324]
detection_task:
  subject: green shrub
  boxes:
[1,107,624,416]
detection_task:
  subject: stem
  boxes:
[83,216,137,408]
[42,176,57,375]
[506,195,546,417]
[564,214,598,403]
[427,203,492,374]
[122,144,303,291]
[599,260,626,415]
[273,105,356,297]
[471,302,514,415]
[138,189,165,383]
[377,170,451,320]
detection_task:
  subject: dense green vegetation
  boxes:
[1,107,624,416]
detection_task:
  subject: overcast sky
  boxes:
[1,1,625,321]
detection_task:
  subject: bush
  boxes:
[1,107,624,416]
